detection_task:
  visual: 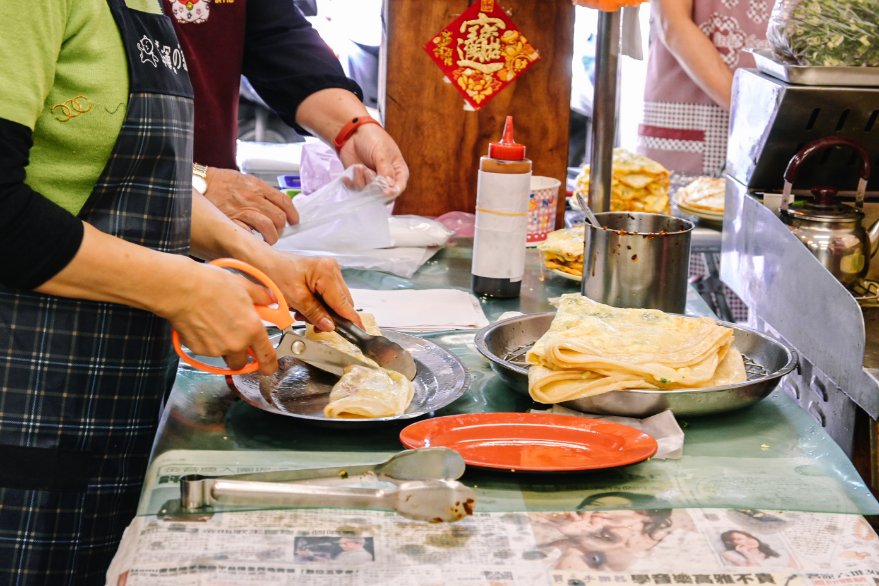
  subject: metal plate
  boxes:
[229,330,469,428]
[747,48,879,87]
[474,312,798,417]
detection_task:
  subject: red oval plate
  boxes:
[400,412,658,472]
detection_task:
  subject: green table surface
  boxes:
[141,242,879,517]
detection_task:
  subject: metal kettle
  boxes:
[779,136,879,288]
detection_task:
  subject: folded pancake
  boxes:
[675,176,725,214]
[526,294,746,403]
[305,313,380,365]
[323,364,414,418]
[537,226,585,277]
[305,313,415,418]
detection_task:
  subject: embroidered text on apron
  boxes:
[0,1,193,583]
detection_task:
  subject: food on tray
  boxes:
[526,294,746,403]
[306,313,415,418]
[675,176,725,214]
[305,312,380,361]
[323,364,414,418]
[537,226,585,277]
[574,149,671,214]
[767,0,879,67]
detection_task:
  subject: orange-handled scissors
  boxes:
[171,258,293,375]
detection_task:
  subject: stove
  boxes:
[721,67,879,492]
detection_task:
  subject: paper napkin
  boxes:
[351,288,489,332]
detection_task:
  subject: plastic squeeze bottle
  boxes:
[471,116,533,298]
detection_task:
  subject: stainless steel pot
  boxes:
[582,212,694,313]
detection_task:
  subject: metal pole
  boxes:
[587,9,620,214]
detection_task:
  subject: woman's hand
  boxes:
[338,123,409,196]
[157,261,280,375]
[293,88,409,196]
[201,167,299,244]
[253,250,363,332]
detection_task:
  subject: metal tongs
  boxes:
[177,448,475,522]
[326,306,418,380]
[172,258,379,377]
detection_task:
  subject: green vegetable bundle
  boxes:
[767,0,879,67]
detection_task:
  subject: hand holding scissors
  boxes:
[172,258,293,375]
[172,258,374,376]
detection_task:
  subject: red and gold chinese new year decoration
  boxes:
[423,0,540,110]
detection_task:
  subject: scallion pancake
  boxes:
[306,313,415,418]
[538,226,585,277]
[526,294,745,403]
[323,365,414,418]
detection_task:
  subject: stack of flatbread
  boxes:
[574,149,671,214]
[526,294,747,404]
[674,176,725,215]
[536,226,585,277]
[306,312,414,418]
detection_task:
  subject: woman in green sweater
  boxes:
[0,1,360,582]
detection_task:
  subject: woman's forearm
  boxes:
[35,192,271,318]
[294,88,371,146]
[652,0,733,110]
[34,222,197,316]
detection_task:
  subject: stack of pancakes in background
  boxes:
[674,176,725,217]
[536,226,585,278]
[574,149,671,214]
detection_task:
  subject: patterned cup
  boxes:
[527,176,562,244]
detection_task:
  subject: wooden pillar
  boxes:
[381,0,574,219]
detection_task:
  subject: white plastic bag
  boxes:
[388,215,453,248]
[276,165,393,252]
[282,247,442,279]
[273,167,452,277]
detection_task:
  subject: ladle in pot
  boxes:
[576,193,602,229]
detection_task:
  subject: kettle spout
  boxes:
[869,218,879,258]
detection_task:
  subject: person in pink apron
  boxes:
[638,0,770,176]
[0,1,359,582]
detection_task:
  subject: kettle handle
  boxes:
[782,136,871,211]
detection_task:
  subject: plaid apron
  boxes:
[0,1,193,583]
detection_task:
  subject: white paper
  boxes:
[543,405,685,459]
[472,170,530,279]
[351,288,489,332]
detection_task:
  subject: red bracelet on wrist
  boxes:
[332,116,382,154]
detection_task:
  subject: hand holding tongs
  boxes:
[172,258,375,376]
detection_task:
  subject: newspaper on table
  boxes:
[107,506,879,585]
[109,453,879,585]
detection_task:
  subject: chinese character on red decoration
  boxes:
[423,0,540,110]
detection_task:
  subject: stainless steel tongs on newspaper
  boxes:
[178,448,475,523]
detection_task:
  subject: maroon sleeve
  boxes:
[0,118,85,290]
[241,0,363,135]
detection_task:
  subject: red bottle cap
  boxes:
[487,116,526,161]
